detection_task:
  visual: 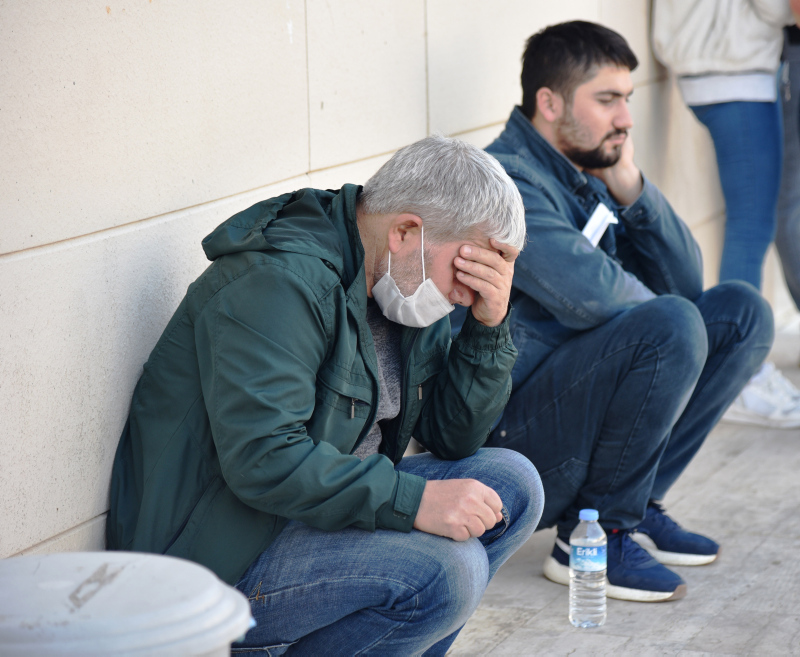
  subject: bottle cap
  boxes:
[579,509,599,521]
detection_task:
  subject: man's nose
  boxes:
[615,101,633,130]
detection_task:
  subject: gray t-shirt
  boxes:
[352,301,402,459]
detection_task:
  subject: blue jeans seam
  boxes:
[240,574,425,605]
[595,341,661,509]
[353,586,421,655]
[675,320,759,407]
[503,339,663,442]
[239,576,423,654]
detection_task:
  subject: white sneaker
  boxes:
[722,362,800,429]
[759,362,800,402]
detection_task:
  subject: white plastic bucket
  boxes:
[0,551,253,656]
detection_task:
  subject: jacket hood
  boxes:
[202,185,363,280]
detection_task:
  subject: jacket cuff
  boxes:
[375,471,426,532]
[456,305,513,351]
[619,176,662,228]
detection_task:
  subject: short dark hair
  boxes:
[520,21,638,120]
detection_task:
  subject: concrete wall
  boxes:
[1,0,794,558]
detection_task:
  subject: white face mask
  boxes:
[371,226,455,328]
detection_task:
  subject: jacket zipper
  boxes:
[391,328,420,462]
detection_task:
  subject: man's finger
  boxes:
[489,239,520,262]
[454,257,501,285]
[482,485,503,514]
[460,244,509,268]
[465,516,487,539]
[476,504,500,531]
[456,270,501,297]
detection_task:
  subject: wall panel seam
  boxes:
[304,0,312,173]
[9,512,108,558]
[424,0,430,136]
[0,175,310,263]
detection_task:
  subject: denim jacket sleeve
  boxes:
[510,169,703,330]
[615,176,704,301]
[511,171,657,330]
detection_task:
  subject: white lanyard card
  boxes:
[581,202,619,247]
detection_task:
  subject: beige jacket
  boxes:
[652,0,794,76]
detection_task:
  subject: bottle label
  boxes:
[570,544,607,572]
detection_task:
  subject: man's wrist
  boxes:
[457,304,512,350]
[610,169,643,207]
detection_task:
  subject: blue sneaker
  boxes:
[631,502,720,566]
[543,530,687,602]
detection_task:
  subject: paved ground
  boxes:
[449,328,800,656]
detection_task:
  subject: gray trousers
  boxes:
[777,36,800,311]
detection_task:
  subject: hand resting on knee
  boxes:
[413,479,503,541]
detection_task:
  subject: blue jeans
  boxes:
[691,99,783,290]
[777,45,800,310]
[231,448,542,656]
[487,282,772,539]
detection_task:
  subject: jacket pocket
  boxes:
[315,378,372,419]
[163,475,226,556]
[309,378,371,455]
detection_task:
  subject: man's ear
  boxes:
[386,214,423,254]
[536,87,564,123]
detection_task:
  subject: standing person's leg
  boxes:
[232,449,542,657]
[777,41,800,310]
[690,100,783,290]
[691,98,800,428]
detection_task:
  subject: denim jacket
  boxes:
[484,107,703,389]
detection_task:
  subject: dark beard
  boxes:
[555,107,628,169]
[562,136,624,169]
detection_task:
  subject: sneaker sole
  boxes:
[631,533,719,566]
[542,556,686,603]
[721,407,800,429]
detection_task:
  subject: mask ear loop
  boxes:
[421,224,426,281]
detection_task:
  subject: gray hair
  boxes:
[360,135,526,251]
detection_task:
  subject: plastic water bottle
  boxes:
[569,508,607,628]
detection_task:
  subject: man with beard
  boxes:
[106,135,543,654]
[479,21,774,601]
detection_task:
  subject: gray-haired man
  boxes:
[107,135,544,655]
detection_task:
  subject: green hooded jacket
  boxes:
[106,184,517,584]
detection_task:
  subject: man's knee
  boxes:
[410,538,489,634]
[479,447,544,531]
[626,295,709,379]
[704,280,775,349]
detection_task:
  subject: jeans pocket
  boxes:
[480,504,510,547]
